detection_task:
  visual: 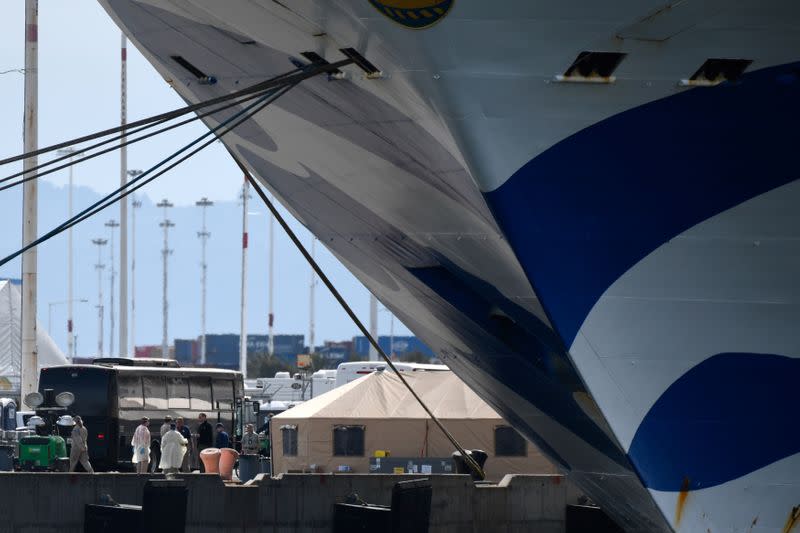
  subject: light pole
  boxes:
[379,306,396,358]
[119,32,129,360]
[157,199,174,359]
[368,294,378,361]
[128,170,143,355]
[105,219,120,357]
[20,0,39,399]
[196,197,213,366]
[239,181,250,377]
[56,147,83,361]
[92,238,108,357]
[268,200,274,357]
[309,238,317,355]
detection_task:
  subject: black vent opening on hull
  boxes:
[556,51,626,84]
[339,47,382,78]
[170,55,217,85]
[682,58,752,87]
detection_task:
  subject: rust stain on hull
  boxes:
[783,506,800,533]
[675,477,691,527]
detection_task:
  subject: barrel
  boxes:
[238,454,259,483]
[258,456,271,475]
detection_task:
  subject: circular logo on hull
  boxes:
[368,0,454,29]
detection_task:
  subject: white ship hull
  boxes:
[100,1,800,530]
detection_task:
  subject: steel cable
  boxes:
[0,84,291,193]
[240,159,487,480]
[0,83,293,270]
[0,57,352,167]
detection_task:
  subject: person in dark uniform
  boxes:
[196,413,213,472]
[215,423,230,449]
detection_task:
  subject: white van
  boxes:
[334,361,448,387]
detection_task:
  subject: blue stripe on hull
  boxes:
[485,62,800,347]
[629,352,800,492]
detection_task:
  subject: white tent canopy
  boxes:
[272,370,557,480]
[0,279,68,393]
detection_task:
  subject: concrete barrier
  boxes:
[0,472,581,532]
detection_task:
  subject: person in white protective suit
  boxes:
[131,417,151,473]
[159,423,188,475]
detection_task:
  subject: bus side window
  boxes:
[167,377,190,409]
[212,379,233,409]
[118,375,144,409]
[143,376,167,410]
[190,377,212,411]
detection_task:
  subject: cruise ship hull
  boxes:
[100,1,800,531]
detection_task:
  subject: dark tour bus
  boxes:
[38,358,244,471]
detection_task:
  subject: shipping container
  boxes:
[205,334,240,369]
[352,336,434,358]
[174,338,198,366]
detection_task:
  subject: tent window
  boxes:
[495,426,526,457]
[333,425,364,456]
[282,425,298,456]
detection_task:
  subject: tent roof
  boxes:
[0,279,68,380]
[274,370,501,420]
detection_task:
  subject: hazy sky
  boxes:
[0,1,411,357]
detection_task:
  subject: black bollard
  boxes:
[451,449,488,480]
[143,478,188,532]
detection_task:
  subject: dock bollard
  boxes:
[218,448,239,480]
[143,479,187,532]
[200,447,221,473]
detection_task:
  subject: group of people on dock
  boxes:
[69,412,271,474]
[131,413,235,473]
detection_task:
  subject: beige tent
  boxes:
[271,370,557,481]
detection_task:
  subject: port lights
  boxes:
[23,391,43,409]
[55,391,75,408]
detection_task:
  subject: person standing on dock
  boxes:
[175,417,192,472]
[196,413,213,472]
[68,416,94,473]
[159,423,187,475]
[215,423,230,449]
[241,424,259,455]
[132,417,151,473]
[159,415,173,438]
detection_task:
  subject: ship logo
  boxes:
[368,0,454,29]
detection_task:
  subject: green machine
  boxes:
[18,433,68,471]
[18,390,74,472]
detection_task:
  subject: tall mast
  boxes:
[196,197,213,366]
[20,0,39,397]
[129,171,143,355]
[105,219,119,356]
[239,180,249,378]
[157,199,174,359]
[92,239,107,357]
[57,147,82,362]
[369,295,378,361]
[309,238,316,355]
[119,33,129,357]
[268,204,274,356]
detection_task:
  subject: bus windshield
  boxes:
[39,366,111,416]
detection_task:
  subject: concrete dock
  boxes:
[0,472,581,532]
